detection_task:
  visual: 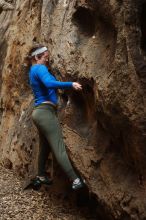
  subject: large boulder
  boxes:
[0,0,146,219]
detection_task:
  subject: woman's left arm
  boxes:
[37,65,73,89]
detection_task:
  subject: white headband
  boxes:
[31,46,48,57]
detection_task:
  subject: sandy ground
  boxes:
[0,166,97,220]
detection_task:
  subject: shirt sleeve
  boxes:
[36,65,73,89]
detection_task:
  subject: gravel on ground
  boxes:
[0,166,96,220]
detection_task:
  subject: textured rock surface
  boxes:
[0,0,146,219]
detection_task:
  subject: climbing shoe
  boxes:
[72,178,86,190]
[31,177,42,191]
[36,176,53,186]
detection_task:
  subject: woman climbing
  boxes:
[27,45,85,190]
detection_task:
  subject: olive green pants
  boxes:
[32,103,78,181]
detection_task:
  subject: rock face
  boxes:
[0,0,146,219]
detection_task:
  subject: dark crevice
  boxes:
[72,7,96,36]
[69,78,96,140]
[75,191,113,220]
[0,40,8,123]
[140,2,146,51]
[61,93,68,103]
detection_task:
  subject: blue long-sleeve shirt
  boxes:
[29,64,73,106]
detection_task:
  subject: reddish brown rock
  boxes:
[0,0,146,219]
